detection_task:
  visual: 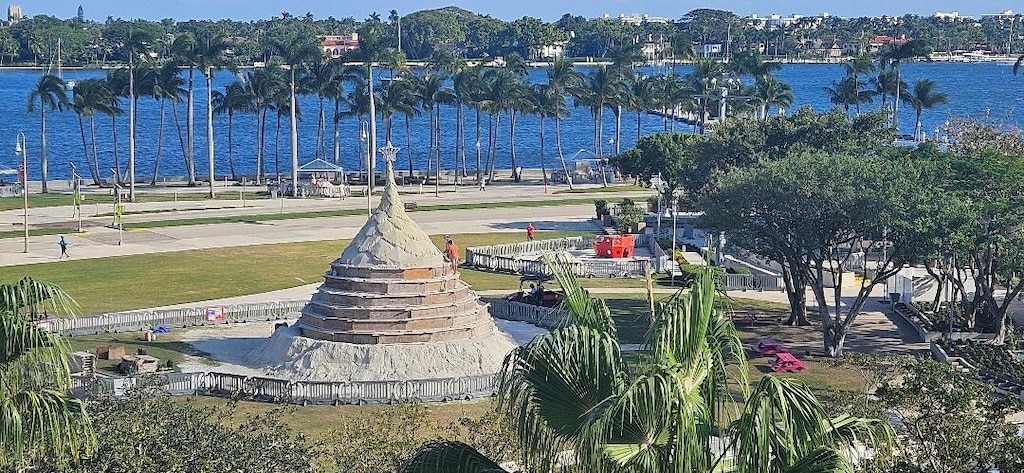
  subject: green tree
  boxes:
[613,132,697,201]
[26,74,68,194]
[546,57,582,189]
[881,39,931,132]
[213,81,255,181]
[401,265,893,471]
[901,78,949,141]
[751,76,793,120]
[844,54,876,115]
[246,66,285,184]
[150,62,187,185]
[269,35,321,197]
[193,35,236,197]
[0,278,94,469]
[71,78,107,185]
[823,76,874,114]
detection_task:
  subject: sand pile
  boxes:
[243,326,517,381]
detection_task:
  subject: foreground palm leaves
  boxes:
[0,277,94,469]
[402,259,893,472]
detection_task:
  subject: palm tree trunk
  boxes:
[474,107,482,183]
[77,114,95,184]
[636,111,642,142]
[490,113,501,180]
[172,101,189,183]
[435,106,441,197]
[508,110,517,177]
[893,64,901,131]
[257,109,266,184]
[916,112,923,141]
[151,99,165,185]
[458,101,467,178]
[205,69,216,197]
[316,96,325,160]
[556,117,572,190]
[227,111,236,181]
[111,115,121,184]
[333,100,340,166]
[289,71,299,197]
[89,115,101,184]
[128,57,136,201]
[539,114,547,191]
[187,66,196,186]
[405,114,413,178]
[854,72,860,115]
[275,113,282,181]
[615,104,621,154]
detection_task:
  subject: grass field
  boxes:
[0,230,589,314]
[0,191,268,212]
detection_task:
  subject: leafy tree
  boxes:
[269,35,321,197]
[844,54,876,115]
[833,356,1024,473]
[0,278,94,470]
[401,264,893,472]
[880,39,931,132]
[213,81,255,181]
[751,75,793,120]
[150,62,187,184]
[823,76,874,114]
[701,151,934,356]
[613,133,696,201]
[26,74,68,194]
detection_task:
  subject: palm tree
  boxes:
[71,78,105,184]
[531,84,561,191]
[401,265,894,472]
[26,74,68,194]
[151,62,186,185]
[387,75,419,178]
[629,75,656,142]
[247,66,285,184]
[190,34,235,197]
[844,54,875,115]
[902,79,949,141]
[326,61,356,167]
[728,51,781,81]
[870,70,901,118]
[687,59,726,133]
[213,81,255,181]
[574,65,626,160]
[547,58,582,189]
[0,277,95,469]
[478,69,525,180]
[353,22,394,195]
[270,36,322,197]
[101,71,126,183]
[416,73,454,195]
[451,61,477,179]
[170,33,199,186]
[881,39,931,132]
[121,29,154,201]
[824,76,873,114]
[301,59,341,161]
[752,76,794,120]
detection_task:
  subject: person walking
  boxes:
[478,176,487,191]
[526,222,536,241]
[444,235,460,271]
[58,235,69,259]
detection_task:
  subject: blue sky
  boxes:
[27,1,1020,22]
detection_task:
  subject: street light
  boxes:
[15,132,27,253]
[70,162,82,232]
[360,121,370,214]
[378,141,401,206]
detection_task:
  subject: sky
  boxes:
[20,0,1021,22]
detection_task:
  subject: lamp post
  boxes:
[15,132,27,253]
[475,140,481,185]
[70,162,82,232]
[112,168,123,246]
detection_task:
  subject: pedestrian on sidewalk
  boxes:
[478,176,487,191]
[526,222,536,241]
[58,235,69,259]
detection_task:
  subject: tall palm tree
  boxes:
[401,265,894,472]
[823,76,873,115]
[151,62,186,185]
[71,78,105,184]
[353,22,393,195]
[881,39,930,132]
[752,76,794,120]
[27,74,68,194]
[728,51,781,81]
[326,61,357,167]
[478,69,525,180]
[844,54,875,115]
[101,71,126,183]
[416,73,454,195]
[213,81,255,181]
[301,59,340,161]
[0,277,95,469]
[574,65,626,159]
[170,33,199,186]
[121,29,154,201]
[902,78,949,141]
[247,66,285,184]
[531,84,561,191]
[870,70,901,118]
[191,35,235,197]
[271,36,324,197]
[629,75,656,142]
[547,58,582,189]
[451,61,476,179]
[388,75,419,178]
[687,59,726,133]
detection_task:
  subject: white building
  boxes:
[529,41,567,60]
[701,43,723,57]
[321,33,359,58]
[616,13,671,25]
[982,9,1017,20]
[7,4,21,25]
[934,11,961,20]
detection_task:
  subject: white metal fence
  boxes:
[46,301,307,337]
[465,235,660,278]
[487,298,570,329]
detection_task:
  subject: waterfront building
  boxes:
[6,4,21,25]
[322,33,359,58]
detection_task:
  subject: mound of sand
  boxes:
[243,326,518,382]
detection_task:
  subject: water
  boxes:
[1,62,1022,181]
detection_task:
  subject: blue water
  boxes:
[1,62,1022,181]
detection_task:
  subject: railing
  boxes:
[465,235,657,278]
[487,298,570,329]
[71,371,497,405]
[45,300,307,337]
[0,184,23,198]
[715,273,785,292]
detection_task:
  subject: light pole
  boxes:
[15,132,27,253]
[70,162,82,232]
[475,140,481,185]
[111,168,123,246]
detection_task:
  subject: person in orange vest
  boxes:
[526,222,536,241]
[444,235,460,270]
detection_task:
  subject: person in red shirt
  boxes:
[526,222,536,241]
[444,236,460,270]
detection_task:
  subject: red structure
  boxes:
[594,235,635,259]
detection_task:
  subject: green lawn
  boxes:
[0,191,267,212]
[67,332,197,374]
[0,230,588,315]
[553,185,650,194]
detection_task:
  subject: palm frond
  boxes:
[544,253,615,334]
[781,447,853,473]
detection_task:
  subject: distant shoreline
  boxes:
[0,56,1016,72]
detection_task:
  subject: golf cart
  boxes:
[506,274,563,308]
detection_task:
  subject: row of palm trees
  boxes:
[825,41,949,139]
[28,33,796,197]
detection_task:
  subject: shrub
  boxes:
[593,199,608,218]
[727,266,753,275]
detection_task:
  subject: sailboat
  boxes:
[57,38,75,89]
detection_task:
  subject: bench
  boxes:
[770,352,806,373]
[404,202,418,211]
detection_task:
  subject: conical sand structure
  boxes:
[247,152,515,381]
